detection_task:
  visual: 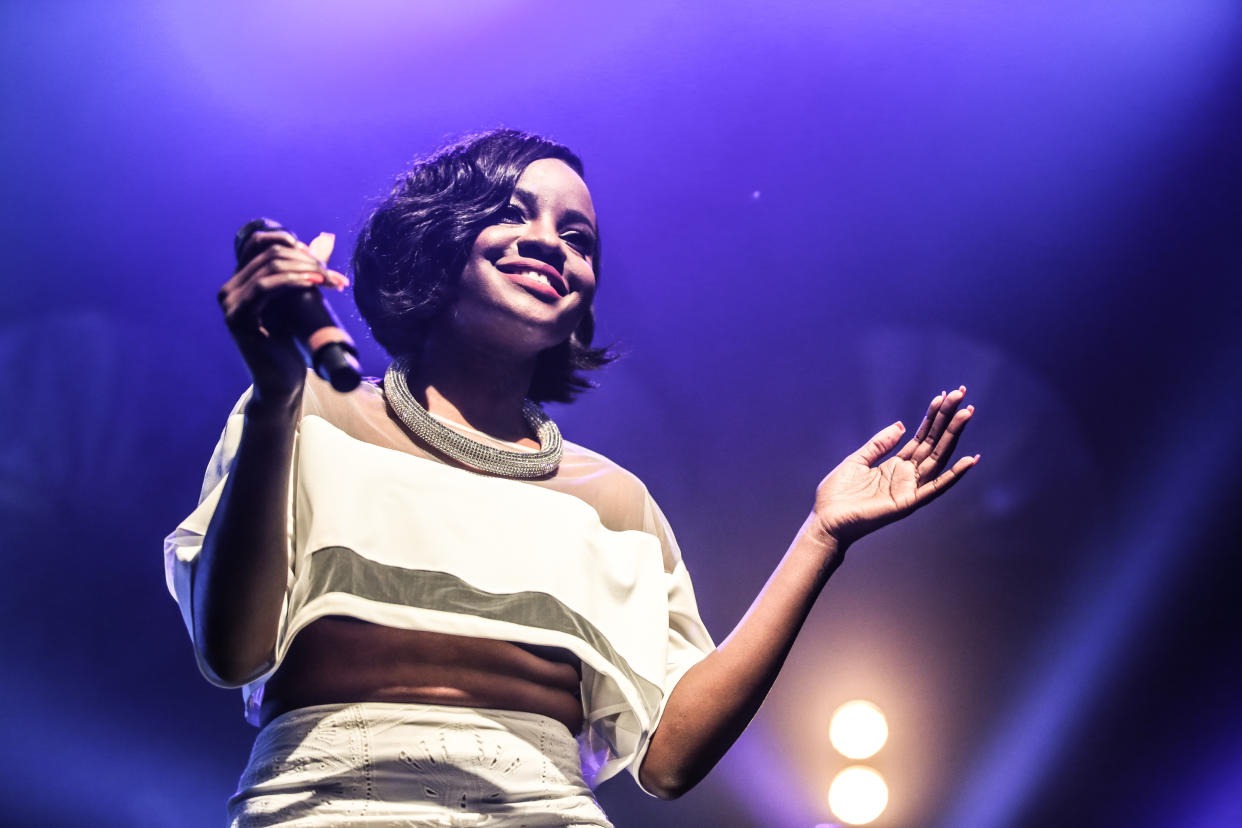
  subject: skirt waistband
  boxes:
[229,701,612,827]
[260,700,578,737]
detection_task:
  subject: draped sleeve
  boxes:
[163,375,717,775]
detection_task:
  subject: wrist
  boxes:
[245,385,303,422]
[800,513,850,567]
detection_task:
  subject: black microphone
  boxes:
[233,218,362,392]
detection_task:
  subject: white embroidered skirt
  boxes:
[228,702,614,827]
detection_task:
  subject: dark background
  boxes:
[3,2,1240,825]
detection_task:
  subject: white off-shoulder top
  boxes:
[164,372,715,790]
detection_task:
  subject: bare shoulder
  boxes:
[301,370,387,421]
[556,438,667,539]
[560,439,649,494]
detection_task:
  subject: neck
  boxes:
[407,333,539,445]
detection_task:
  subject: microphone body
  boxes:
[234,218,362,392]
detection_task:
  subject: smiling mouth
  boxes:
[497,261,569,297]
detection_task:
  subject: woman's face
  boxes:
[446,158,599,359]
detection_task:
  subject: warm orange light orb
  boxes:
[828,766,889,825]
[829,700,889,759]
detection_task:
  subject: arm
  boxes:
[639,387,978,798]
[192,391,302,685]
[190,230,347,686]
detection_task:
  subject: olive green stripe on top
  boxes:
[292,545,662,716]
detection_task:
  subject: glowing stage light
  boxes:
[829,766,889,825]
[829,700,888,759]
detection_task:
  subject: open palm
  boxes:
[815,386,978,546]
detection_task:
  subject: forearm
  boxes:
[192,391,302,686]
[639,514,845,798]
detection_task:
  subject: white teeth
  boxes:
[512,269,555,289]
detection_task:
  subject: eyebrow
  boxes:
[513,188,597,236]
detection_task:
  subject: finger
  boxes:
[854,421,906,466]
[897,391,944,460]
[295,239,331,274]
[252,243,330,273]
[255,272,325,291]
[294,241,339,285]
[895,436,920,461]
[237,229,299,265]
[222,271,324,323]
[914,453,980,506]
[246,251,343,290]
[221,271,325,323]
[910,386,966,465]
[227,245,331,293]
[225,245,301,291]
[917,404,974,479]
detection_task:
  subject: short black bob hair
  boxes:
[352,129,614,404]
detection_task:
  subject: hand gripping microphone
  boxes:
[234,218,362,392]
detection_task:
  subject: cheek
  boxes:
[573,260,598,297]
[464,228,506,270]
[569,277,598,328]
[472,225,512,256]
[580,280,598,309]
[456,231,506,290]
[456,256,487,295]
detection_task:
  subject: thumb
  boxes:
[854,421,905,466]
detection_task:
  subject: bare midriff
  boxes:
[258,616,585,734]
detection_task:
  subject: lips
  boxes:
[496,258,569,298]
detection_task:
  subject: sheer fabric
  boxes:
[165,372,714,790]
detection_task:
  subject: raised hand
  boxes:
[812,386,978,547]
[216,229,348,404]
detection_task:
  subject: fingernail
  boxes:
[896,420,905,431]
[966,404,975,414]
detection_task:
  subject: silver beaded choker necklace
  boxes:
[383,358,562,479]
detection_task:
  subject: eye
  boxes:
[562,230,597,257]
[498,203,525,224]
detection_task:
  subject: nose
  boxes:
[516,217,565,270]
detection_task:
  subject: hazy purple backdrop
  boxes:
[3,2,1240,825]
